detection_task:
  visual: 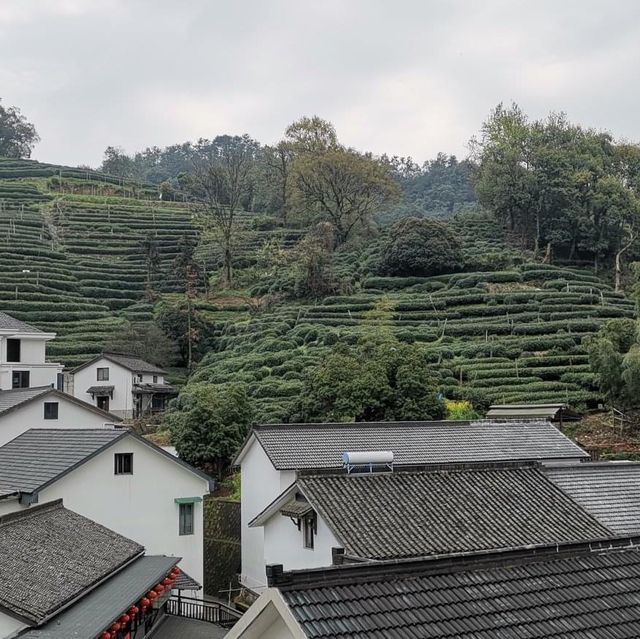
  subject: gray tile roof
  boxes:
[102,352,167,374]
[546,463,640,535]
[249,420,588,470]
[20,555,177,637]
[0,311,42,333]
[0,386,51,415]
[0,429,125,498]
[0,500,143,625]
[295,466,611,559]
[275,541,640,638]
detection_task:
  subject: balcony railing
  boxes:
[166,595,243,628]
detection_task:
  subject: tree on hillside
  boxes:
[166,382,254,476]
[259,142,294,222]
[284,115,338,154]
[379,217,463,277]
[104,322,179,368]
[189,135,259,287]
[0,99,40,158]
[292,147,400,244]
[100,146,136,179]
[585,318,640,411]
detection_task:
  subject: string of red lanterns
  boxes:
[96,567,181,639]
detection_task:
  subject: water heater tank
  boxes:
[342,451,394,466]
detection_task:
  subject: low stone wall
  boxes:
[203,496,241,598]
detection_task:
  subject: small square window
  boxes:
[179,503,194,536]
[303,515,315,549]
[12,370,29,389]
[97,367,109,381]
[6,339,20,363]
[44,402,59,420]
[114,453,133,475]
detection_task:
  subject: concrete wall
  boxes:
[263,509,340,572]
[0,610,27,639]
[1,435,209,589]
[72,358,134,418]
[240,441,295,593]
[0,395,117,446]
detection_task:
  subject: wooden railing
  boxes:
[166,595,242,628]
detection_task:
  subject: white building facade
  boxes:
[0,429,212,589]
[0,312,63,391]
[70,352,175,419]
[0,386,121,446]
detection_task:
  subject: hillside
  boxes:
[0,157,635,419]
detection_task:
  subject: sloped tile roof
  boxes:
[250,420,588,470]
[0,500,143,625]
[296,466,611,559]
[546,462,640,534]
[276,541,640,638]
[0,311,42,333]
[0,429,125,497]
[0,386,52,415]
[102,352,167,374]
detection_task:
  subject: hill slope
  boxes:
[0,157,634,419]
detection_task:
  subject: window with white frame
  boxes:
[97,367,109,381]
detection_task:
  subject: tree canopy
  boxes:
[0,99,39,158]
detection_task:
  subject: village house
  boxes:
[70,352,177,419]
[226,536,640,639]
[0,312,63,391]
[0,385,121,446]
[234,419,589,593]
[0,499,180,639]
[0,428,212,590]
[249,463,610,573]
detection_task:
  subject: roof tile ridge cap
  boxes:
[0,499,63,527]
[257,420,462,428]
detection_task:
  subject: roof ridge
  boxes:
[256,420,473,429]
[0,498,63,527]
[269,535,640,591]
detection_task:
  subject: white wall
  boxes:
[72,358,134,418]
[0,610,27,639]
[0,395,117,446]
[2,435,209,588]
[240,441,296,592]
[0,335,62,391]
[263,509,340,572]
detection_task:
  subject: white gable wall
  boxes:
[0,395,117,446]
[240,440,296,592]
[0,610,27,639]
[1,435,209,589]
[263,508,340,572]
[72,358,134,418]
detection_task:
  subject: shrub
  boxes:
[378,217,463,277]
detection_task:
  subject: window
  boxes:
[153,375,158,384]
[56,372,64,391]
[97,367,109,381]
[137,374,143,382]
[179,503,194,536]
[6,339,20,363]
[43,402,58,420]
[11,370,29,389]
[114,453,133,475]
[303,515,315,549]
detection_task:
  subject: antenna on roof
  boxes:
[342,451,394,474]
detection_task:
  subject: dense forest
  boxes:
[2,99,640,473]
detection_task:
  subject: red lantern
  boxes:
[141,598,150,608]
[109,622,121,633]
[129,606,139,617]
[120,614,130,624]
[154,584,164,594]
[162,578,172,586]
[100,633,111,639]
[148,591,157,600]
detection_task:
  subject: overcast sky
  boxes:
[1,0,639,167]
